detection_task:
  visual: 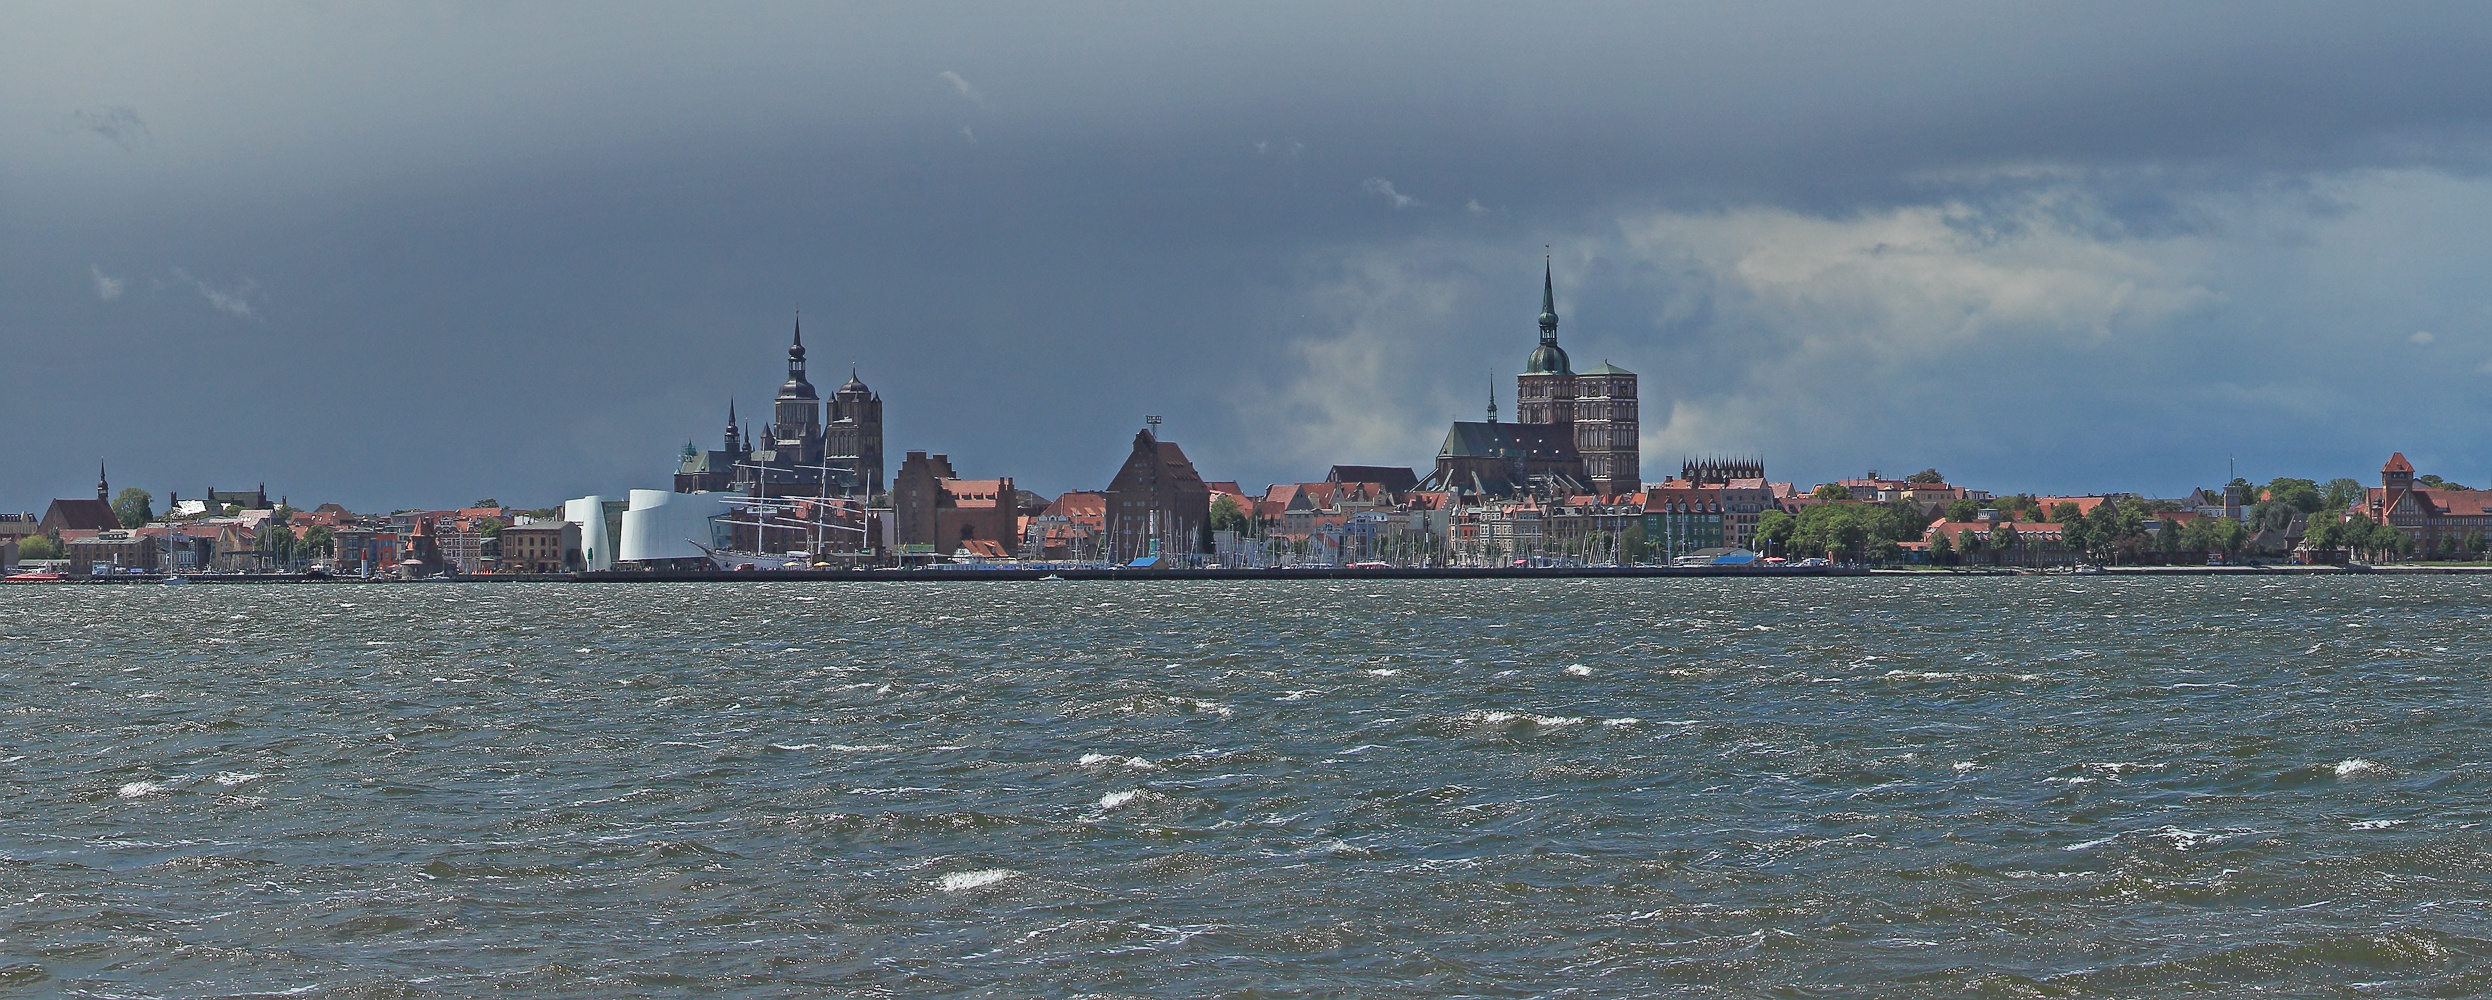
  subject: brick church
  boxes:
[674,315,885,499]
[1423,261,1640,498]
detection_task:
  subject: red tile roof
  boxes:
[2036,496,2112,517]
[2384,452,2414,474]
[943,479,1012,509]
[1042,491,1107,529]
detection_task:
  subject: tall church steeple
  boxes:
[787,312,807,383]
[774,310,821,453]
[1486,375,1499,423]
[1524,257,1571,376]
[97,459,109,502]
[1539,256,1559,344]
[724,398,740,454]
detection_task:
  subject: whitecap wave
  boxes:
[935,869,1017,892]
[1451,710,1585,728]
[117,780,168,799]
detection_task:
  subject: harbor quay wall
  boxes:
[41,563,2492,584]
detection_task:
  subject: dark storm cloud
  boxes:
[9,3,2492,509]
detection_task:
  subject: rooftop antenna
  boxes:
[1146,414,1163,436]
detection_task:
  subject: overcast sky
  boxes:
[11,2,2492,510]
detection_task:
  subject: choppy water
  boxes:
[4,578,2492,997]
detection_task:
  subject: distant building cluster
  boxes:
[11,267,2480,577]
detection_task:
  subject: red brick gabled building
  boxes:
[2361,452,2492,553]
[1104,428,1209,564]
[41,460,121,536]
[892,451,1018,554]
[40,498,118,536]
[1923,519,2076,567]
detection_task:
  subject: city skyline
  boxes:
[14,4,2492,511]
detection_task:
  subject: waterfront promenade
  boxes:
[31,562,2492,584]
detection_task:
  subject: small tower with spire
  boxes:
[97,459,110,502]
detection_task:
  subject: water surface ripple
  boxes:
[4,577,2490,997]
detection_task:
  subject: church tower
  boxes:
[97,459,110,502]
[1514,261,1638,494]
[771,314,824,465]
[1573,359,1639,494]
[1515,260,1576,429]
[826,367,885,498]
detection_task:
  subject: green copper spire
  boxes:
[1538,257,1558,338]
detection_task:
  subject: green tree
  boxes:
[2343,519,2376,561]
[17,535,58,561]
[2158,516,2186,559]
[2062,517,2094,562]
[2082,501,2120,560]
[2320,478,2367,513]
[1882,498,1935,542]
[1905,468,1945,484]
[112,488,153,528]
[2179,517,2217,558]
[2263,477,2322,513]
[1207,495,1249,533]
[260,524,299,564]
[1620,522,1646,564]
[2214,517,2249,556]
[1945,497,1982,523]
[2466,528,2486,559]
[1812,483,1850,500]
[2303,516,2340,555]
[1789,504,1870,561]
[1992,521,2020,565]
[300,525,334,563]
[271,504,296,526]
[478,517,506,538]
[2048,501,2083,524]
[1930,528,1954,565]
[1755,509,1795,557]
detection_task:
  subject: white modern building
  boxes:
[619,489,727,567]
